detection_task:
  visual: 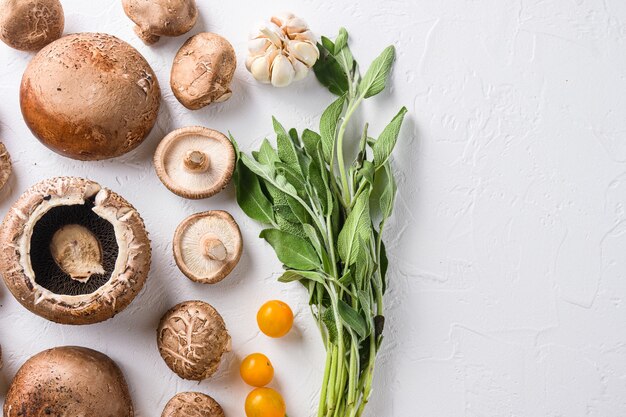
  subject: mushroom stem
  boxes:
[134,25,160,45]
[201,235,227,261]
[183,150,210,172]
[50,224,105,283]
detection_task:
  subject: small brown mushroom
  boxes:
[157,301,231,380]
[0,0,64,51]
[20,33,161,161]
[4,346,133,417]
[173,211,242,284]
[171,33,236,110]
[0,141,12,191]
[122,0,197,45]
[162,392,225,417]
[154,127,236,199]
[0,177,151,325]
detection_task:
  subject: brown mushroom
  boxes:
[154,127,236,199]
[122,0,197,45]
[0,177,151,325]
[171,33,236,109]
[162,392,225,417]
[0,0,64,51]
[4,346,133,417]
[157,300,231,380]
[20,33,161,161]
[173,211,242,284]
[0,141,12,191]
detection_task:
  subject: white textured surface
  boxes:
[0,1,625,416]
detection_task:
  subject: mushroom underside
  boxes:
[30,199,118,295]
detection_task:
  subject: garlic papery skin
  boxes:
[247,13,319,88]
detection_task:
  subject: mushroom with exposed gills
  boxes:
[154,127,236,199]
[173,211,243,284]
[162,392,225,417]
[122,0,198,45]
[4,346,134,417]
[0,177,151,325]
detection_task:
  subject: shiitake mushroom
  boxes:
[157,301,231,380]
[0,177,151,325]
[0,0,64,51]
[162,392,224,417]
[4,346,133,417]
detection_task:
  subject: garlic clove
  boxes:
[288,40,320,68]
[248,37,271,55]
[284,17,309,37]
[293,29,316,43]
[260,22,285,47]
[250,55,272,84]
[270,54,295,87]
[289,56,309,81]
[271,12,295,28]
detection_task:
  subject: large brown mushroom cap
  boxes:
[122,0,198,45]
[157,301,231,381]
[20,33,161,161]
[173,211,242,284]
[4,346,133,417]
[0,0,64,51]
[171,33,237,110]
[154,127,236,199]
[0,141,12,191]
[162,392,225,417]
[0,177,151,325]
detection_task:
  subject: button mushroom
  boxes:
[122,0,198,45]
[162,392,225,417]
[0,141,12,192]
[154,127,236,199]
[0,177,151,325]
[0,0,64,51]
[173,211,243,284]
[20,33,161,161]
[4,346,133,417]
[171,33,236,109]
[157,300,231,380]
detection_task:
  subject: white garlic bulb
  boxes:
[246,13,320,87]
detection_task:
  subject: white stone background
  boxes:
[1,0,626,416]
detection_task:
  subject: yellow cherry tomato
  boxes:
[257,300,294,338]
[245,387,286,417]
[240,353,274,387]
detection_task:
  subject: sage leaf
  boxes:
[373,107,407,168]
[257,139,280,166]
[279,270,326,285]
[314,44,349,96]
[320,94,346,163]
[358,45,395,99]
[338,191,371,265]
[275,117,301,172]
[234,160,275,225]
[334,28,348,54]
[337,299,368,339]
[302,129,322,158]
[259,229,320,270]
[322,308,338,344]
[379,163,397,220]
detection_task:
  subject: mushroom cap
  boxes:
[0,0,64,51]
[122,0,197,44]
[161,392,225,417]
[0,177,151,325]
[4,346,133,417]
[157,300,231,380]
[20,33,161,161]
[0,141,12,191]
[171,33,237,110]
[154,127,236,199]
[173,211,242,284]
